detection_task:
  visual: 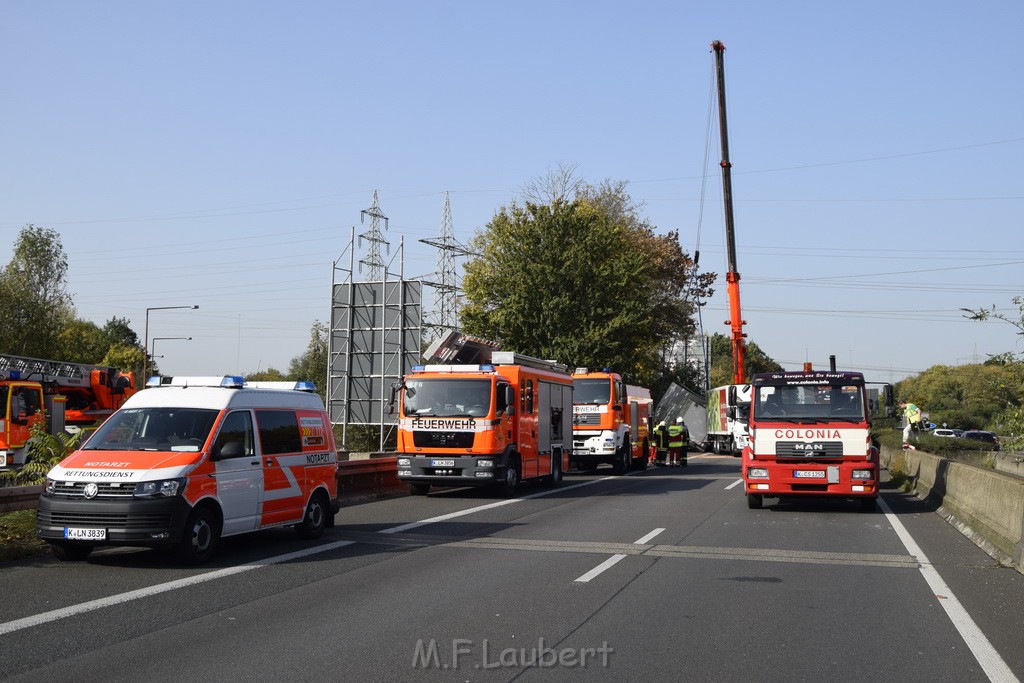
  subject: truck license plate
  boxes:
[431,459,455,467]
[64,527,106,540]
[794,470,825,479]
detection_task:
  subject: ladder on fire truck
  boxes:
[0,353,118,387]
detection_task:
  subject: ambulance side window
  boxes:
[256,410,301,455]
[213,411,254,460]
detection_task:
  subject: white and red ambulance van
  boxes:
[37,375,340,564]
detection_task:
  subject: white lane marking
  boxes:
[0,540,357,637]
[379,475,620,534]
[634,528,665,545]
[575,554,627,583]
[575,528,664,583]
[2,472,637,636]
[725,478,743,490]
[879,496,1018,683]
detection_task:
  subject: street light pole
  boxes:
[150,337,192,376]
[144,305,198,381]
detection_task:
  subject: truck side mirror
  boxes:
[504,385,515,416]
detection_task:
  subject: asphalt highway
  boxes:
[2,454,1022,682]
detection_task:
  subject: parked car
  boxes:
[931,428,960,438]
[961,430,1001,450]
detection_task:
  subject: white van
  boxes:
[37,376,340,564]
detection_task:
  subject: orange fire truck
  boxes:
[0,354,138,469]
[392,351,573,496]
[742,365,892,511]
[570,368,652,474]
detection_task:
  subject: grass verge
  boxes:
[0,509,49,562]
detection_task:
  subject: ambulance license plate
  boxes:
[431,459,455,467]
[794,470,825,479]
[64,527,106,540]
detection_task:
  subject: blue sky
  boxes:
[3,1,1022,382]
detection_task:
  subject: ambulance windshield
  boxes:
[84,407,219,452]
[403,379,491,417]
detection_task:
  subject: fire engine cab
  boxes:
[392,351,573,496]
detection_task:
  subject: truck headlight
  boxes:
[397,458,411,467]
[134,478,185,498]
[748,468,769,479]
[477,459,493,468]
[851,469,874,480]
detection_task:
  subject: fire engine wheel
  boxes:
[499,455,521,497]
[544,454,562,487]
[296,491,330,539]
[611,443,630,475]
[746,493,763,510]
[51,542,94,561]
[174,503,222,565]
[408,483,430,496]
[636,439,649,470]
[859,497,877,513]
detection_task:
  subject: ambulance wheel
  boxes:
[51,542,94,561]
[296,491,330,539]
[747,493,763,510]
[174,503,221,565]
[859,497,877,513]
[499,455,521,497]
[408,483,430,496]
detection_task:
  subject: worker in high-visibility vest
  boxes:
[666,417,689,467]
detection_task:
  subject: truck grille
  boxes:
[38,510,173,529]
[573,414,601,426]
[50,482,136,498]
[412,432,475,448]
[775,441,844,458]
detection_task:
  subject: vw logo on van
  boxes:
[83,483,99,499]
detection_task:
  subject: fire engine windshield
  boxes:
[83,407,219,452]
[755,383,864,422]
[403,379,491,417]
[573,379,610,405]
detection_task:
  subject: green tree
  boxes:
[0,225,74,357]
[960,297,1024,445]
[706,332,783,388]
[55,319,107,363]
[102,343,147,382]
[896,363,1024,431]
[460,178,711,388]
[288,320,328,386]
[245,368,288,382]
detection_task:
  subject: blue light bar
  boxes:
[293,381,316,392]
[412,365,425,371]
[480,364,496,372]
[220,376,245,388]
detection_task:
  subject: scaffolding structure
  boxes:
[328,192,422,451]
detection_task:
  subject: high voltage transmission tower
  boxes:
[358,190,389,280]
[420,192,470,337]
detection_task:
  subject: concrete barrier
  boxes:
[881,444,1024,574]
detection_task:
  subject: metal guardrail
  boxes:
[0,456,404,514]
